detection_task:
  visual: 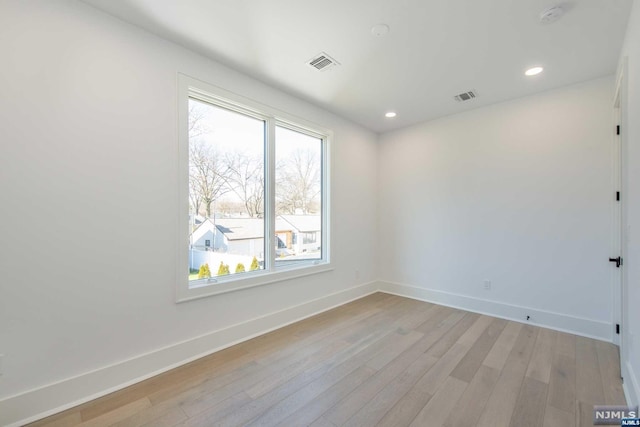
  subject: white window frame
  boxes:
[176,74,332,302]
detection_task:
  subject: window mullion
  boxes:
[321,136,330,263]
[264,117,277,272]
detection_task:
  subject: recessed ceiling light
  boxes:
[525,66,544,76]
[371,24,390,37]
[385,111,397,118]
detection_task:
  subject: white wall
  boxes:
[618,0,640,408]
[0,0,378,424]
[378,77,615,339]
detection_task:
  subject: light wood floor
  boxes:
[29,293,626,427]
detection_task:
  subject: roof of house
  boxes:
[215,218,264,241]
[213,217,290,240]
[279,215,321,233]
[190,218,215,242]
[191,216,320,241]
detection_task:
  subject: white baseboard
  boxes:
[0,281,379,427]
[378,281,612,342]
[622,360,640,407]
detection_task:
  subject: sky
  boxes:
[190,98,321,159]
[189,98,322,209]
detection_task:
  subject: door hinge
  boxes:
[617,125,620,135]
[616,191,620,201]
[609,257,622,268]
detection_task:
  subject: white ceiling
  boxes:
[81,0,632,133]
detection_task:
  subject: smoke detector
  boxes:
[307,52,340,71]
[454,90,477,102]
[540,6,564,24]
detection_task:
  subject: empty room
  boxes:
[2,0,640,426]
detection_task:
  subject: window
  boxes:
[303,233,317,245]
[177,75,331,300]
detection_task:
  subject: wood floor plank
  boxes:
[414,342,470,395]
[245,338,350,399]
[456,315,494,346]
[174,392,252,427]
[28,293,627,427]
[547,352,576,414]
[256,304,383,365]
[320,311,468,425]
[322,342,438,425]
[576,337,605,405]
[575,336,607,427]
[176,304,404,417]
[475,325,539,427]
[150,300,376,414]
[109,344,251,417]
[144,349,259,406]
[394,301,442,335]
[342,298,421,343]
[309,416,337,427]
[341,354,439,427]
[110,400,187,427]
[555,331,576,359]
[412,314,497,397]
[508,376,548,427]
[375,387,433,427]
[526,328,556,384]
[543,405,574,427]
[595,340,625,405]
[137,408,189,427]
[218,327,424,426]
[443,365,501,427]
[246,332,424,427]
[366,330,425,370]
[299,308,458,427]
[27,412,82,427]
[422,313,480,358]
[483,321,523,371]
[276,366,376,427]
[77,398,152,427]
[451,317,507,382]
[409,376,468,427]
[577,400,598,427]
[374,313,482,427]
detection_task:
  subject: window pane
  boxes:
[275,126,323,264]
[188,99,265,283]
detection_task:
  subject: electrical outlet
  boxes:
[483,280,491,290]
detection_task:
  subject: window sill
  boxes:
[176,262,333,303]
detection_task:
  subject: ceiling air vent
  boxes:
[307,52,340,71]
[454,91,477,102]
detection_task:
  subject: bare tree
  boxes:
[216,199,246,216]
[226,152,264,217]
[188,101,209,139]
[188,101,210,216]
[189,141,231,218]
[276,148,321,215]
